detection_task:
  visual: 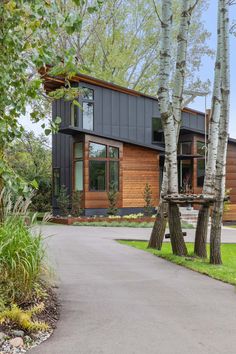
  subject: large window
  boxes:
[197,141,206,187]
[53,168,60,197]
[82,87,94,130]
[89,142,119,191]
[74,142,83,191]
[152,117,163,142]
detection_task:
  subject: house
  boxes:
[43,72,236,220]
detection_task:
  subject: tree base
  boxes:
[168,202,187,256]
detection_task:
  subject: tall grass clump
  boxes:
[0,192,47,306]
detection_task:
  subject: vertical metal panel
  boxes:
[144,98,152,144]
[111,91,120,137]
[94,86,103,133]
[128,96,137,140]
[102,88,112,135]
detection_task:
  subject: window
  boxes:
[90,161,106,191]
[152,118,163,142]
[82,87,94,130]
[179,141,192,155]
[53,168,60,197]
[71,102,79,127]
[197,159,205,187]
[197,141,206,156]
[89,142,106,158]
[74,142,83,191]
[89,141,120,191]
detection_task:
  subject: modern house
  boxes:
[43,72,236,220]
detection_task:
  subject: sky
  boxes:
[190,0,236,138]
[22,0,236,138]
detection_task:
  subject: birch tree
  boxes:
[194,0,222,258]
[210,0,230,265]
[149,0,199,255]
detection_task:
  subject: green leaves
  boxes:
[65,13,82,34]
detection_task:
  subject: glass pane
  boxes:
[197,159,205,187]
[82,87,94,100]
[71,103,79,127]
[197,141,206,156]
[75,161,83,191]
[180,142,192,155]
[89,161,106,191]
[83,102,94,130]
[152,118,163,142]
[109,146,119,158]
[75,142,83,159]
[53,168,60,197]
[89,142,106,158]
[109,161,119,191]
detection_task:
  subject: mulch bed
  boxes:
[50,216,155,225]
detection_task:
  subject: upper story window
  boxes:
[179,141,192,155]
[89,142,119,192]
[197,141,206,156]
[82,87,94,130]
[71,102,79,127]
[152,118,164,143]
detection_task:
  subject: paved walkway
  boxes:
[30,225,236,354]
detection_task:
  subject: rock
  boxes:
[9,337,24,348]
[0,332,6,341]
[11,330,25,338]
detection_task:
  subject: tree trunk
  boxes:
[210,202,222,264]
[168,202,187,256]
[148,201,168,249]
[210,0,230,265]
[194,204,209,258]
[194,0,222,257]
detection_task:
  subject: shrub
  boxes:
[56,185,69,216]
[0,193,47,306]
[107,185,119,216]
[143,183,153,216]
[71,191,84,217]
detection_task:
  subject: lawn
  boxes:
[118,241,236,286]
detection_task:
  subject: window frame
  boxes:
[152,117,164,143]
[73,142,84,191]
[53,168,60,197]
[82,87,94,131]
[179,141,192,155]
[88,141,120,192]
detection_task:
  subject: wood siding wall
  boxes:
[122,144,159,208]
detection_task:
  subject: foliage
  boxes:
[57,185,69,216]
[0,195,46,306]
[143,183,153,216]
[0,303,49,332]
[55,0,213,94]
[119,241,236,286]
[71,191,84,217]
[73,220,194,228]
[6,132,52,212]
[107,185,119,216]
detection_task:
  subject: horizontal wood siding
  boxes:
[122,143,159,208]
[226,142,236,204]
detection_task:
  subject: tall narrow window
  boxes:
[197,141,206,187]
[71,101,79,127]
[53,168,60,197]
[74,142,83,191]
[152,118,163,142]
[82,87,94,130]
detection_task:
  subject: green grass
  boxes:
[118,240,236,286]
[73,221,194,228]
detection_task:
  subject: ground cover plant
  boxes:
[118,241,236,286]
[73,220,194,228]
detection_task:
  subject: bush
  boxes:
[143,183,153,216]
[107,185,119,216]
[71,191,84,217]
[57,185,69,216]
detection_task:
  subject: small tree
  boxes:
[107,184,119,216]
[71,191,84,217]
[57,185,69,217]
[143,183,153,216]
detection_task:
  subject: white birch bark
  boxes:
[203,4,222,195]
[210,0,230,264]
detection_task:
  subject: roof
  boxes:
[40,66,205,117]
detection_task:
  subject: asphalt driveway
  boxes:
[30,225,236,354]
